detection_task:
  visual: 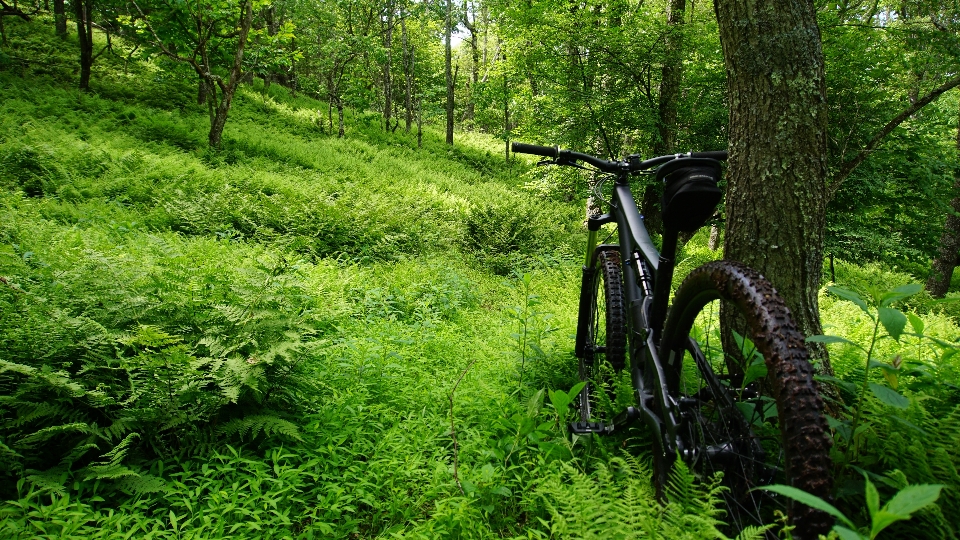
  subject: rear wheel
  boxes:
[577,249,627,423]
[658,261,832,540]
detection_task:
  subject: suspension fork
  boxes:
[574,213,617,359]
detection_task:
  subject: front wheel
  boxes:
[658,261,833,540]
[576,249,627,424]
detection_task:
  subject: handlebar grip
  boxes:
[691,151,728,161]
[512,142,559,158]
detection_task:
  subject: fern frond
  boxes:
[25,468,68,495]
[94,432,140,466]
[83,462,139,480]
[0,359,85,397]
[15,422,93,448]
[10,401,73,427]
[0,440,23,470]
[734,524,774,540]
[95,417,137,443]
[58,442,99,467]
[216,414,302,442]
[116,473,167,494]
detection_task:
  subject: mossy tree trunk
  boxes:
[641,0,686,236]
[715,0,832,373]
[927,100,960,298]
[54,0,66,36]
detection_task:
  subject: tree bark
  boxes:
[74,0,93,90]
[445,0,454,145]
[402,16,413,133]
[53,0,66,37]
[382,0,394,131]
[926,99,960,298]
[207,0,253,148]
[263,5,278,90]
[504,67,509,162]
[715,0,832,372]
[641,0,687,237]
[462,0,479,128]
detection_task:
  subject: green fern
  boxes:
[16,422,94,448]
[215,414,303,442]
[115,473,167,495]
[525,454,727,539]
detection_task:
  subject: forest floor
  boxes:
[1,15,959,540]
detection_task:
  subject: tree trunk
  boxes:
[74,0,93,90]
[416,96,423,148]
[207,0,253,148]
[337,99,345,138]
[402,17,413,133]
[504,67,509,162]
[54,0,66,37]
[263,5,278,90]
[383,0,394,131]
[926,100,960,298]
[715,0,831,372]
[708,223,721,251]
[462,0,479,129]
[445,0,454,145]
[198,78,208,105]
[641,0,687,236]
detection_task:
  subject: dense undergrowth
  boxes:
[1,16,959,539]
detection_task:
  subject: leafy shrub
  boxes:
[134,113,204,151]
[815,283,960,537]
[0,216,327,494]
[463,199,573,275]
[0,144,65,197]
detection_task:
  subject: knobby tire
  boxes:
[658,261,833,540]
[579,249,627,422]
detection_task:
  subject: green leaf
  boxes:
[806,335,861,348]
[827,286,872,317]
[833,526,868,540]
[548,389,570,414]
[867,360,898,374]
[880,284,922,308]
[888,415,927,436]
[815,374,858,395]
[870,510,911,538]
[869,383,909,409]
[754,485,855,529]
[907,313,924,335]
[878,308,907,341]
[732,330,760,361]
[865,476,880,519]
[566,381,587,403]
[882,484,944,516]
[527,389,545,418]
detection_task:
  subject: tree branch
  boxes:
[828,73,960,199]
[0,0,37,20]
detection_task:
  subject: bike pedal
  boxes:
[568,421,610,434]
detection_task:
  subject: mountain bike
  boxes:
[512,142,833,539]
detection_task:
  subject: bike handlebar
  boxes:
[511,142,559,158]
[511,142,728,173]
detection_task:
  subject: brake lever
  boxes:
[536,159,557,167]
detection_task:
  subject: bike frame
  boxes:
[576,170,687,457]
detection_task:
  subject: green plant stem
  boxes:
[848,314,881,460]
